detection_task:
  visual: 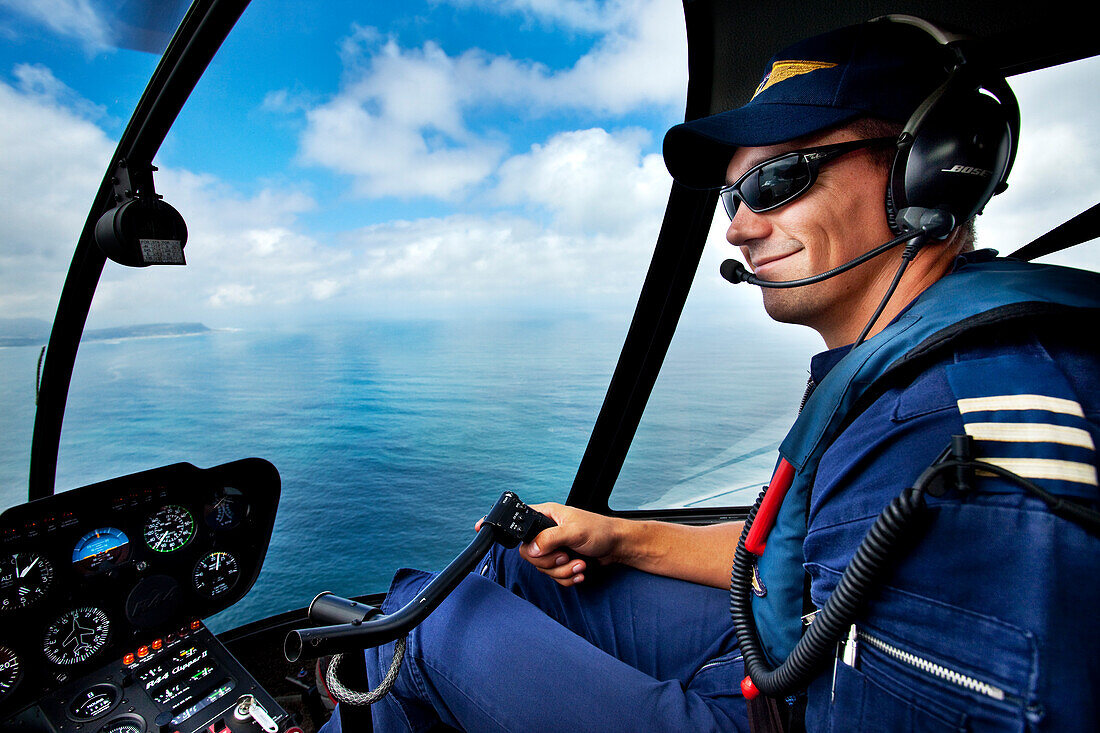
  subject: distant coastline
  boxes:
[0,319,211,348]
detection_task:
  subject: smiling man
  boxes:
[321,17,1100,733]
[720,129,943,347]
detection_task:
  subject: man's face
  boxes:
[724,127,896,344]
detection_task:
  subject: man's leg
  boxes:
[325,547,746,732]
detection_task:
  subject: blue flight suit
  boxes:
[801,310,1100,731]
[321,549,746,731]
[753,251,1100,731]
[321,252,1099,732]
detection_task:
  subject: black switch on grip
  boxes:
[481,492,596,571]
[481,491,557,548]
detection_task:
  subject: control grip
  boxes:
[482,492,596,570]
[514,498,599,571]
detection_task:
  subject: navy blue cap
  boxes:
[663,20,951,188]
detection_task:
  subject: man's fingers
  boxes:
[526,524,569,556]
[553,569,585,587]
[543,561,586,586]
[532,555,587,582]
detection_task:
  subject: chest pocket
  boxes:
[811,580,1039,733]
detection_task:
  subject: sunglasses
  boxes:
[718,137,897,221]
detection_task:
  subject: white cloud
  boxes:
[0,0,186,54]
[207,284,257,308]
[0,67,342,326]
[536,0,687,114]
[0,66,115,319]
[437,0,687,113]
[495,127,667,233]
[290,0,686,199]
[301,94,504,199]
[339,212,652,312]
[298,31,508,199]
[0,61,665,329]
[0,0,110,49]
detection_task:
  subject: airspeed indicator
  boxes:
[144,504,196,553]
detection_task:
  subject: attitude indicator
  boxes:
[72,528,131,574]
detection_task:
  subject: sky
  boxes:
[1,0,1098,331]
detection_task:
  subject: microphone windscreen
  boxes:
[720,259,750,284]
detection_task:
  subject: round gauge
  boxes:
[0,551,54,612]
[0,646,22,702]
[144,504,195,553]
[72,528,131,574]
[204,489,244,529]
[192,551,240,598]
[68,682,119,720]
[42,607,111,665]
[100,716,144,733]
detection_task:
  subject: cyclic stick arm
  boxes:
[284,491,556,662]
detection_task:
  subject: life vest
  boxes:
[749,257,1100,665]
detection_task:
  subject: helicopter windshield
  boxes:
[0,0,1098,636]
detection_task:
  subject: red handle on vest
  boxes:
[744,458,795,555]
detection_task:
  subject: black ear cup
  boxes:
[876,15,1019,237]
[888,84,1014,233]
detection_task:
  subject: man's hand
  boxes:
[476,506,744,590]
[476,503,623,586]
[521,502,626,586]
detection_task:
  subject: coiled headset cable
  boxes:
[729,436,1100,700]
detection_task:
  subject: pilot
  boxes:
[322,18,1100,733]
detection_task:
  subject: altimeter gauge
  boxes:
[0,646,22,702]
[144,504,196,552]
[192,551,240,598]
[0,551,54,612]
[42,607,111,665]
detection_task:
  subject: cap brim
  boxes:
[663,103,864,189]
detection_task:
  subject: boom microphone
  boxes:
[720,207,954,289]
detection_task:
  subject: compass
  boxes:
[42,607,111,665]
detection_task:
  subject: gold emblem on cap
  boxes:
[752,60,838,100]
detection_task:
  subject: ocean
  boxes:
[0,318,814,630]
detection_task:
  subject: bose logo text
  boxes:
[941,165,992,178]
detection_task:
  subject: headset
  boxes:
[728,16,1034,704]
[882,14,1019,237]
[723,15,1022,345]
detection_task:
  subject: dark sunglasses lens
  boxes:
[743,155,811,210]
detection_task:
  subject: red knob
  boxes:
[740,675,760,700]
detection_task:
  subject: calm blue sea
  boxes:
[0,318,814,631]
